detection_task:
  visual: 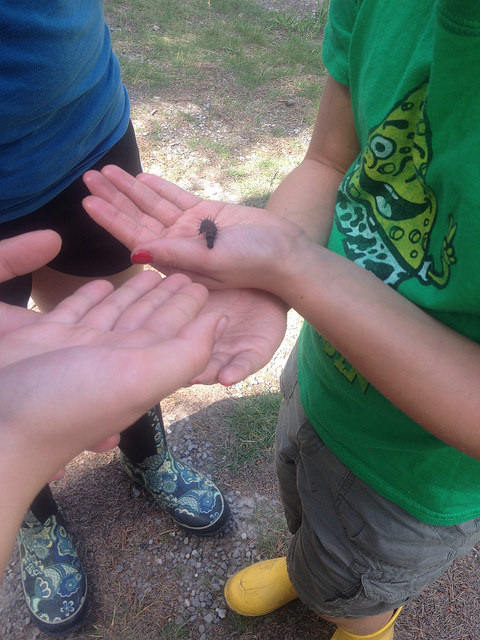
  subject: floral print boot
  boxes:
[17,510,87,637]
[120,407,231,535]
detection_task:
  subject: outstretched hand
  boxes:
[192,288,288,386]
[0,268,225,480]
[83,166,294,383]
[83,165,307,294]
[0,233,228,572]
[0,268,223,384]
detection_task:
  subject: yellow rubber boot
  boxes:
[331,607,403,640]
[224,557,298,616]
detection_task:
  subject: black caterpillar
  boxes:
[198,218,218,249]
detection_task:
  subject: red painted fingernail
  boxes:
[131,250,153,264]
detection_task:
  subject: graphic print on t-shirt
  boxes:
[335,83,457,289]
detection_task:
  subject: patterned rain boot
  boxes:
[331,608,403,640]
[119,405,231,535]
[224,557,298,615]
[17,508,87,637]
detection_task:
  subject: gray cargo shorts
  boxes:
[275,345,480,619]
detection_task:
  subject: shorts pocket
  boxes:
[335,472,455,571]
[361,574,413,604]
[324,557,446,617]
[447,517,480,557]
[322,573,409,617]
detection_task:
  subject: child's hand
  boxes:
[0,269,225,478]
[83,166,308,294]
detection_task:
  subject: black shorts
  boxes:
[0,121,142,306]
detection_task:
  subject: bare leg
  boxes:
[32,264,143,311]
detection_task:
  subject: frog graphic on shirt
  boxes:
[335,83,456,289]
[321,83,457,391]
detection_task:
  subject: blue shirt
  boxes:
[0,0,130,221]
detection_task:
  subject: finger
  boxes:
[0,230,61,283]
[45,279,115,324]
[113,273,207,332]
[82,192,162,250]
[79,269,164,330]
[147,311,226,390]
[83,168,146,217]
[131,236,223,280]
[101,165,187,227]
[137,173,202,212]
[217,357,260,386]
[190,347,258,386]
[84,167,169,246]
[189,353,226,384]
[137,280,210,338]
[193,340,267,386]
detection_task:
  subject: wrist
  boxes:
[267,231,323,302]
[0,418,54,505]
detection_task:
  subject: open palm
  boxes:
[0,269,223,459]
[83,165,304,291]
[83,166,291,382]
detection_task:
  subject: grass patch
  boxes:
[272,0,329,36]
[108,0,326,91]
[251,503,290,558]
[221,392,281,470]
[158,622,190,639]
[106,0,328,200]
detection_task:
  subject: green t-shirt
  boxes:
[298,0,480,525]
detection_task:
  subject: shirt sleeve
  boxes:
[322,0,359,86]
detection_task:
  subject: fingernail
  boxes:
[131,250,153,264]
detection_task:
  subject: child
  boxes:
[82,2,480,637]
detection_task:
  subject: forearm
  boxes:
[261,69,480,454]
[265,157,344,246]
[0,509,26,576]
[272,242,480,458]
[0,447,43,575]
